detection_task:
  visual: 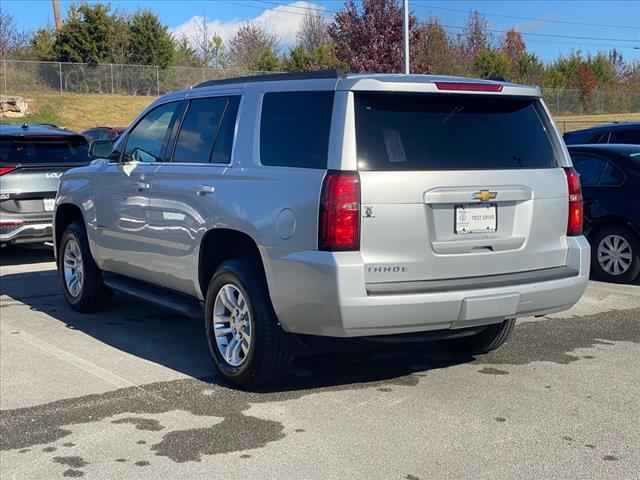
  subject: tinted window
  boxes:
[355,93,559,171]
[260,91,334,169]
[611,129,640,144]
[173,97,228,164]
[572,154,605,187]
[211,97,240,164]
[125,102,181,163]
[600,161,625,186]
[0,138,89,164]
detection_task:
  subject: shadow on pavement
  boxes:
[1,266,473,391]
[0,245,54,267]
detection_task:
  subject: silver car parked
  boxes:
[54,71,590,388]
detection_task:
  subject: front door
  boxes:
[94,100,185,283]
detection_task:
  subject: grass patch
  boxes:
[2,92,154,132]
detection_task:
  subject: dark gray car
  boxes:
[0,123,89,247]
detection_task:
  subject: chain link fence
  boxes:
[0,59,260,97]
[1,59,639,129]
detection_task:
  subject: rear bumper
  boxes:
[0,221,52,245]
[265,236,591,337]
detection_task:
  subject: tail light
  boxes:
[564,167,583,236]
[0,166,16,176]
[0,219,23,234]
[319,171,360,251]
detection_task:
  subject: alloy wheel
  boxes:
[63,238,84,298]
[212,284,252,367]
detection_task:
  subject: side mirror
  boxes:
[90,140,114,159]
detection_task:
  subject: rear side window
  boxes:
[355,92,560,171]
[0,138,89,164]
[572,154,605,187]
[260,91,334,169]
[611,129,640,144]
[173,97,228,164]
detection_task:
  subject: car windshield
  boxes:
[0,138,89,164]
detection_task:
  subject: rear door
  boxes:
[0,136,89,221]
[144,95,239,295]
[353,91,570,285]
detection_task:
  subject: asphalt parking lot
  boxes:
[1,246,639,480]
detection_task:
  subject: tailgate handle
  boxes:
[432,236,525,254]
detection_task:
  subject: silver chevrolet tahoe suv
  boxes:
[54,71,590,387]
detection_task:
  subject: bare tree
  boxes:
[0,11,29,59]
[227,23,279,71]
[297,11,329,53]
[194,16,225,68]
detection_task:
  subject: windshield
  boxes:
[355,92,561,171]
[0,138,89,164]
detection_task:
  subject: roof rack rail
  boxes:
[193,69,344,89]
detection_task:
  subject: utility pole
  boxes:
[52,0,62,31]
[402,0,410,74]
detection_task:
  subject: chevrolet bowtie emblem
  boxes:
[473,190,497,202]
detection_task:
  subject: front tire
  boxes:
[591,226,640,284]
[58,222,107,312]
[205,259,290,388]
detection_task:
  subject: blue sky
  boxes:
[3,0,640,63]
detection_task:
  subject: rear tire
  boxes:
[58,222,108,312]
[591,226,640,284]
[450,319,516,355]
[205,259,290,389]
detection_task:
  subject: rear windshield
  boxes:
[0,138,89,164]
[355,92,560,171]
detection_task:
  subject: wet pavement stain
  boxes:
[378,387,393,392]
[240,454,251,459]
[43,446,57,452]
[112,417,165,431]
[295,429,305,433]
[62,443,75,447]
[151,413,285,463]
[562,436,573,442]
[585,444,596,449]
[0,344,427,460]
[53,456,89,469]
[62,469,84,478]
[134,461,150,467]
[3,309,639,464]
[137,440,147,445]
[19,449,30,453]
[476,309,640,366]
[477,367,509,375]
[603,455,619,461]
[406,475,421,480]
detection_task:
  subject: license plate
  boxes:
[455,204,497,234]
[43,198,55,211]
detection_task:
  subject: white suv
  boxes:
[54,72,590,388]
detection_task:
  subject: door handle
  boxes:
[196,185,215,196]
[136,181,150,192]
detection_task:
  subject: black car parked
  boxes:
[568,144,640,283]
[564,122,640,145]
[0,123,89,247]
